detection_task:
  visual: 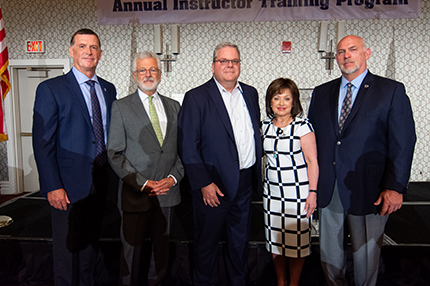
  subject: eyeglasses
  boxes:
[135,68,160,75]
[214,59,241,66]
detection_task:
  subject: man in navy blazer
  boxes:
[308,35,416,286]
[178,42,262,286]
[33,29,117,286]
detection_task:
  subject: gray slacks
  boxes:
[319,181,388,286]
[120,206,172,286]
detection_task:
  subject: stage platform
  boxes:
[0,182,429,285]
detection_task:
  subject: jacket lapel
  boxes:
[341,72,374,134]
[160,95,173,143]
[207,78,235,142]
[130,92,160,146]
[329,78,341,136]
[65,72,93,131]
[241,85,260,139]
[98,78,113,132]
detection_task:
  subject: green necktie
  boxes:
[148,96,163,146]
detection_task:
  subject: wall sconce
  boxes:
[337,21,346,45]
[171,24,179,54]
[318,21,345,75]
[154,24,163,54]
[154,24,180,72]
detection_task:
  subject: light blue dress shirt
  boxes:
[72,67,108,143]
[337,69,368,122]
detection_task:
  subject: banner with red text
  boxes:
[97,0,420,25]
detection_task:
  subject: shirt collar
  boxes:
[341,69,368,89]
[138,88,158,101]
[213,77,242,94]
[72,67,99,85]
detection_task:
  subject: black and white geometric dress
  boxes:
[261,116,314,258]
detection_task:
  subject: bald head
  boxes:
[335,35,371,81]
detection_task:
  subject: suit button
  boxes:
[337,141,341,145]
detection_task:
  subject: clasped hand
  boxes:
[144,177,174,197]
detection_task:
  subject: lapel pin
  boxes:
[364,84,369,88]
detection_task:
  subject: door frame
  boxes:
[4,59,70,194]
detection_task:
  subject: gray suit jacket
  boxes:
[107,91,183,212]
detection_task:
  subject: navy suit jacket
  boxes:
[178,78,262,199]
[308,72,416,215]
[33,70,117,203]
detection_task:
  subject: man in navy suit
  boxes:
[308,35,416,286]
[33,29,117,286]
[178,42,262,286]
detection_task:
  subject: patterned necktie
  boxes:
[148,96,163,146]
[339,82,353,134]
[86,80,107,166]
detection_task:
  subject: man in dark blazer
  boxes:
[308,35,416,286]
[108,51,183,286]
[32,29,117,285]
[178,42,262,286]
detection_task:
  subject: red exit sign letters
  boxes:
[26,40,45,53]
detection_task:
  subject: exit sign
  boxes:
[26,40,45,53]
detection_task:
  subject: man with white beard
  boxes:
[107,51,184,286]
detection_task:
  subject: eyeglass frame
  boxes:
[134,67,161,75]
[213,59,241,66]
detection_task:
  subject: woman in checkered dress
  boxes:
[262,78,318,286]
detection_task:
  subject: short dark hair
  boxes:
[70,29,101,47]
[265,78,303,119]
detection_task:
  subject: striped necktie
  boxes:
[86,80,107,166]
[148,96,163,146]
[339,82,353,134]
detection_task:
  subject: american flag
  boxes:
[0,8,10,142]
